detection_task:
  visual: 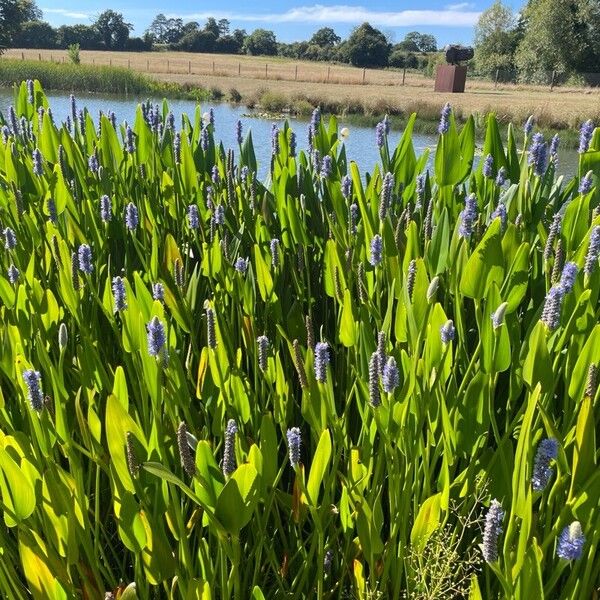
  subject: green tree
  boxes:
[204,17,221,39]
[146,14,184,45]
[56,24,101,49]
[309,27,341,48]
[515,0,585,82]
[13,19,56,48]
[177,30,216,52]
[93,9,133,50]
[399,31,437,52]
[474,1,519,76]
[243,29,277,56]
[0,0,42,48]
[217,19,230,36]
[344,22,391,67]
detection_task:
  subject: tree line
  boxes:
[0,1,437,69]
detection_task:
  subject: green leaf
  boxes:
[511,385,539,519]
[339,288,358,347]
[568,324,600,401]
[522,321,553,392]
[568,396,596,500]
[254,244,275,302]
[427,207,450,275]
[0,446,36,524]
[105,394,145,493]
[503,243,530,313]
[215,464,260,535]
[306,429,332,505]
[410,493,441,552]
[460,219,505,300]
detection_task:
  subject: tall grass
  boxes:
[0,80,599,600]
[0,59,211,99]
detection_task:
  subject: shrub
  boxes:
[229,87,242,103]
[67,43,80,65]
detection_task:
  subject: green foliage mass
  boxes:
[0,81,599,599]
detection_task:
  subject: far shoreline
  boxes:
[0,55,588,148]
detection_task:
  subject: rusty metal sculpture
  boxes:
[434,45,473,93]
[444,45,474,65]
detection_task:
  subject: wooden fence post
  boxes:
[295,65,298,81]
[109,58,112,67]
[21,52,24,60]
[238,62,241,76]
[212,60,215,74]
[265,63,268,79]
[327,66,330,82]
[147,59,149,71]
[50,54,53,62]
[128,59,130,69]
[402,67,406,85]
[38,53,41,61]
[167,59,169,72]
[362,68,366,84]
[188,60,191,74]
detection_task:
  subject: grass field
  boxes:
[4,48,600,129]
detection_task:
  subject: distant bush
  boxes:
[67,44,80,65]
[260,90,288,112]
[210,86,224,100]
[229,87,242,102]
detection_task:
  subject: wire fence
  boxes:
[4,49,434,88]
[4,49,600,92]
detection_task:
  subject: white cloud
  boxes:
[42,8,91,19]
[445,2,474,10]
[167,4,481,27]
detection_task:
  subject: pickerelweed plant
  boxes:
[0,80,598,600]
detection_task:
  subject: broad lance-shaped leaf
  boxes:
[0,446,36,524]
[511,385,539,519]
[339,288,358,347]
[215,463,260,535]
[306,428,332,505]
[569,396,596,500]
[568,324,600,401]
[522,321,553,392]
[460,218,505,300]
[254,244,275,302]
[410,493,441,552]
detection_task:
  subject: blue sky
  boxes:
[41,1,524,46]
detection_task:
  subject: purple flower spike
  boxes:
[481,500,504,563]
[532,438,558,492]
[369,234,383,266]
[438,103,451,134]
[459,194,478,238]
[482,154,494,179]
[286,427,301,467]
[125,203,139,231]
[78,244,93,274]
[579,120,594,154]
[314,341,330,383]
[557,522,585,560]
[147,316,166,357]
[23,369,43,412]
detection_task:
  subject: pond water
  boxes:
[0,89,580,180]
